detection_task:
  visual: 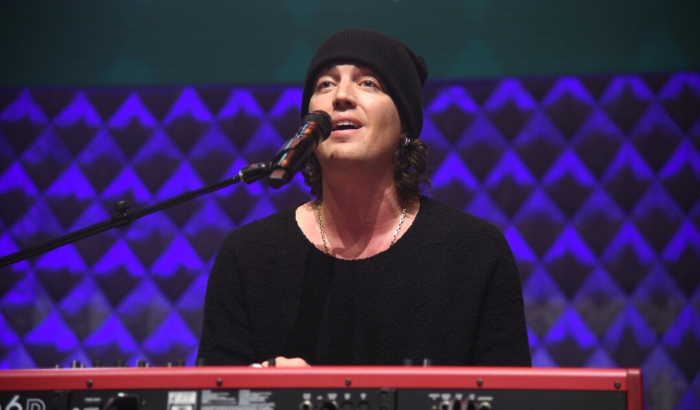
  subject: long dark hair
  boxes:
[301,138,431,198]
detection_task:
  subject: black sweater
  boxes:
[198,196,531,366]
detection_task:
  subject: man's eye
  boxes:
[361,80,376,87]
[318,81,333,89]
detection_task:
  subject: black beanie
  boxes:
[301,29,428,140]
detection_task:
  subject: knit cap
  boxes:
[301,29,428,140]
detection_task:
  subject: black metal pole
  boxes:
[0,162,272,268]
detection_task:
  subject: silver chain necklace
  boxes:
[317,199,408,255]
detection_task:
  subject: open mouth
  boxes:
[332,120,361,131]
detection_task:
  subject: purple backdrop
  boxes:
[1,72,699,410]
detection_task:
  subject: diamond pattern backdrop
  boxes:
[1,72,699,410]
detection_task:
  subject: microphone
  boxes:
[268,110,332,188]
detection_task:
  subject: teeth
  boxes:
[334,120,359,130]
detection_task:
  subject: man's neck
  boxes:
[320,169,403,233]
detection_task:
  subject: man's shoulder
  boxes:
[420,196,507,242]
[421,196,499,228]
[223,205,300,246]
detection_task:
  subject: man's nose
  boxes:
[333,80,356,108]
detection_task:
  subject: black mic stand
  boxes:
[0,162,272,268]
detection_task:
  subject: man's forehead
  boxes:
[316,63,381,77]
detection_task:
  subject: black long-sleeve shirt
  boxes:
[198,196,531,366]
